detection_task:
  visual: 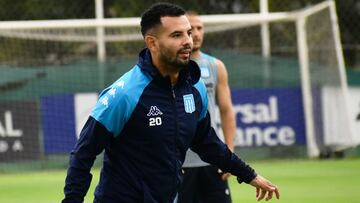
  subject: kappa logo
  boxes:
[108,87,116,98]
[101,96,109,107]
[117,81,125,89]
[147,106,163,126]
[147,106,163,117]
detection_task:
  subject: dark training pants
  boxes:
[177,165,232,203]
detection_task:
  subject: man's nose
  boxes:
[183,34,192,46]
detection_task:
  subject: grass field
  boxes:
[0,158,359,203]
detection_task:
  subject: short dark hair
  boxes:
[140,2,186,37]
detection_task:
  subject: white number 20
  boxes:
[149,117,162,126]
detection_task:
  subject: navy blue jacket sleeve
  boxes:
[191,112,257,184]
[62,116,112,203]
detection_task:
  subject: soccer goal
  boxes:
[0,0,354,163]
[200,0,355,157]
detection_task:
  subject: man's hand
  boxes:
[249,175,280,201]
[221,172,231,180]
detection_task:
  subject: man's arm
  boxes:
[215,59,236,152]
[62,117,112,203]
[191,112,256,182]
[215,59,237,180]
[191,112,280,201]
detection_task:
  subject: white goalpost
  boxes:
[0,0,354,158]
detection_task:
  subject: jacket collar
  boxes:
[137,48,201,85]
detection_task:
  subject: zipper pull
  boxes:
[171,87,176,99]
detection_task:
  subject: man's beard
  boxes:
[159,46,191,71]
[192,39,202,52]
[192,46,200,53]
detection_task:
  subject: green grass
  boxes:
[230,158,360,203]
[0,158,359,203]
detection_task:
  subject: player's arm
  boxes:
[215,59,236,152]
[62,82,134,202]
[62,117,112,203]
[191,112,280,201]
[191,111,256,181]
[192,70,280,201]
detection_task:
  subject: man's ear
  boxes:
[145,35,157,52]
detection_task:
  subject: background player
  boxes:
[178,11,237,203]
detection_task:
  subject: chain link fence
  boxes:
[0,0,359,171]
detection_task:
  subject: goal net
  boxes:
[0,0,354,170]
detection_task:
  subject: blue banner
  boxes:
[232,88,306,147]
[41,94,76,154]
[40,88,306,152]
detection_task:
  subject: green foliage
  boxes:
[0,0,359,68]
[0,0,95,20]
